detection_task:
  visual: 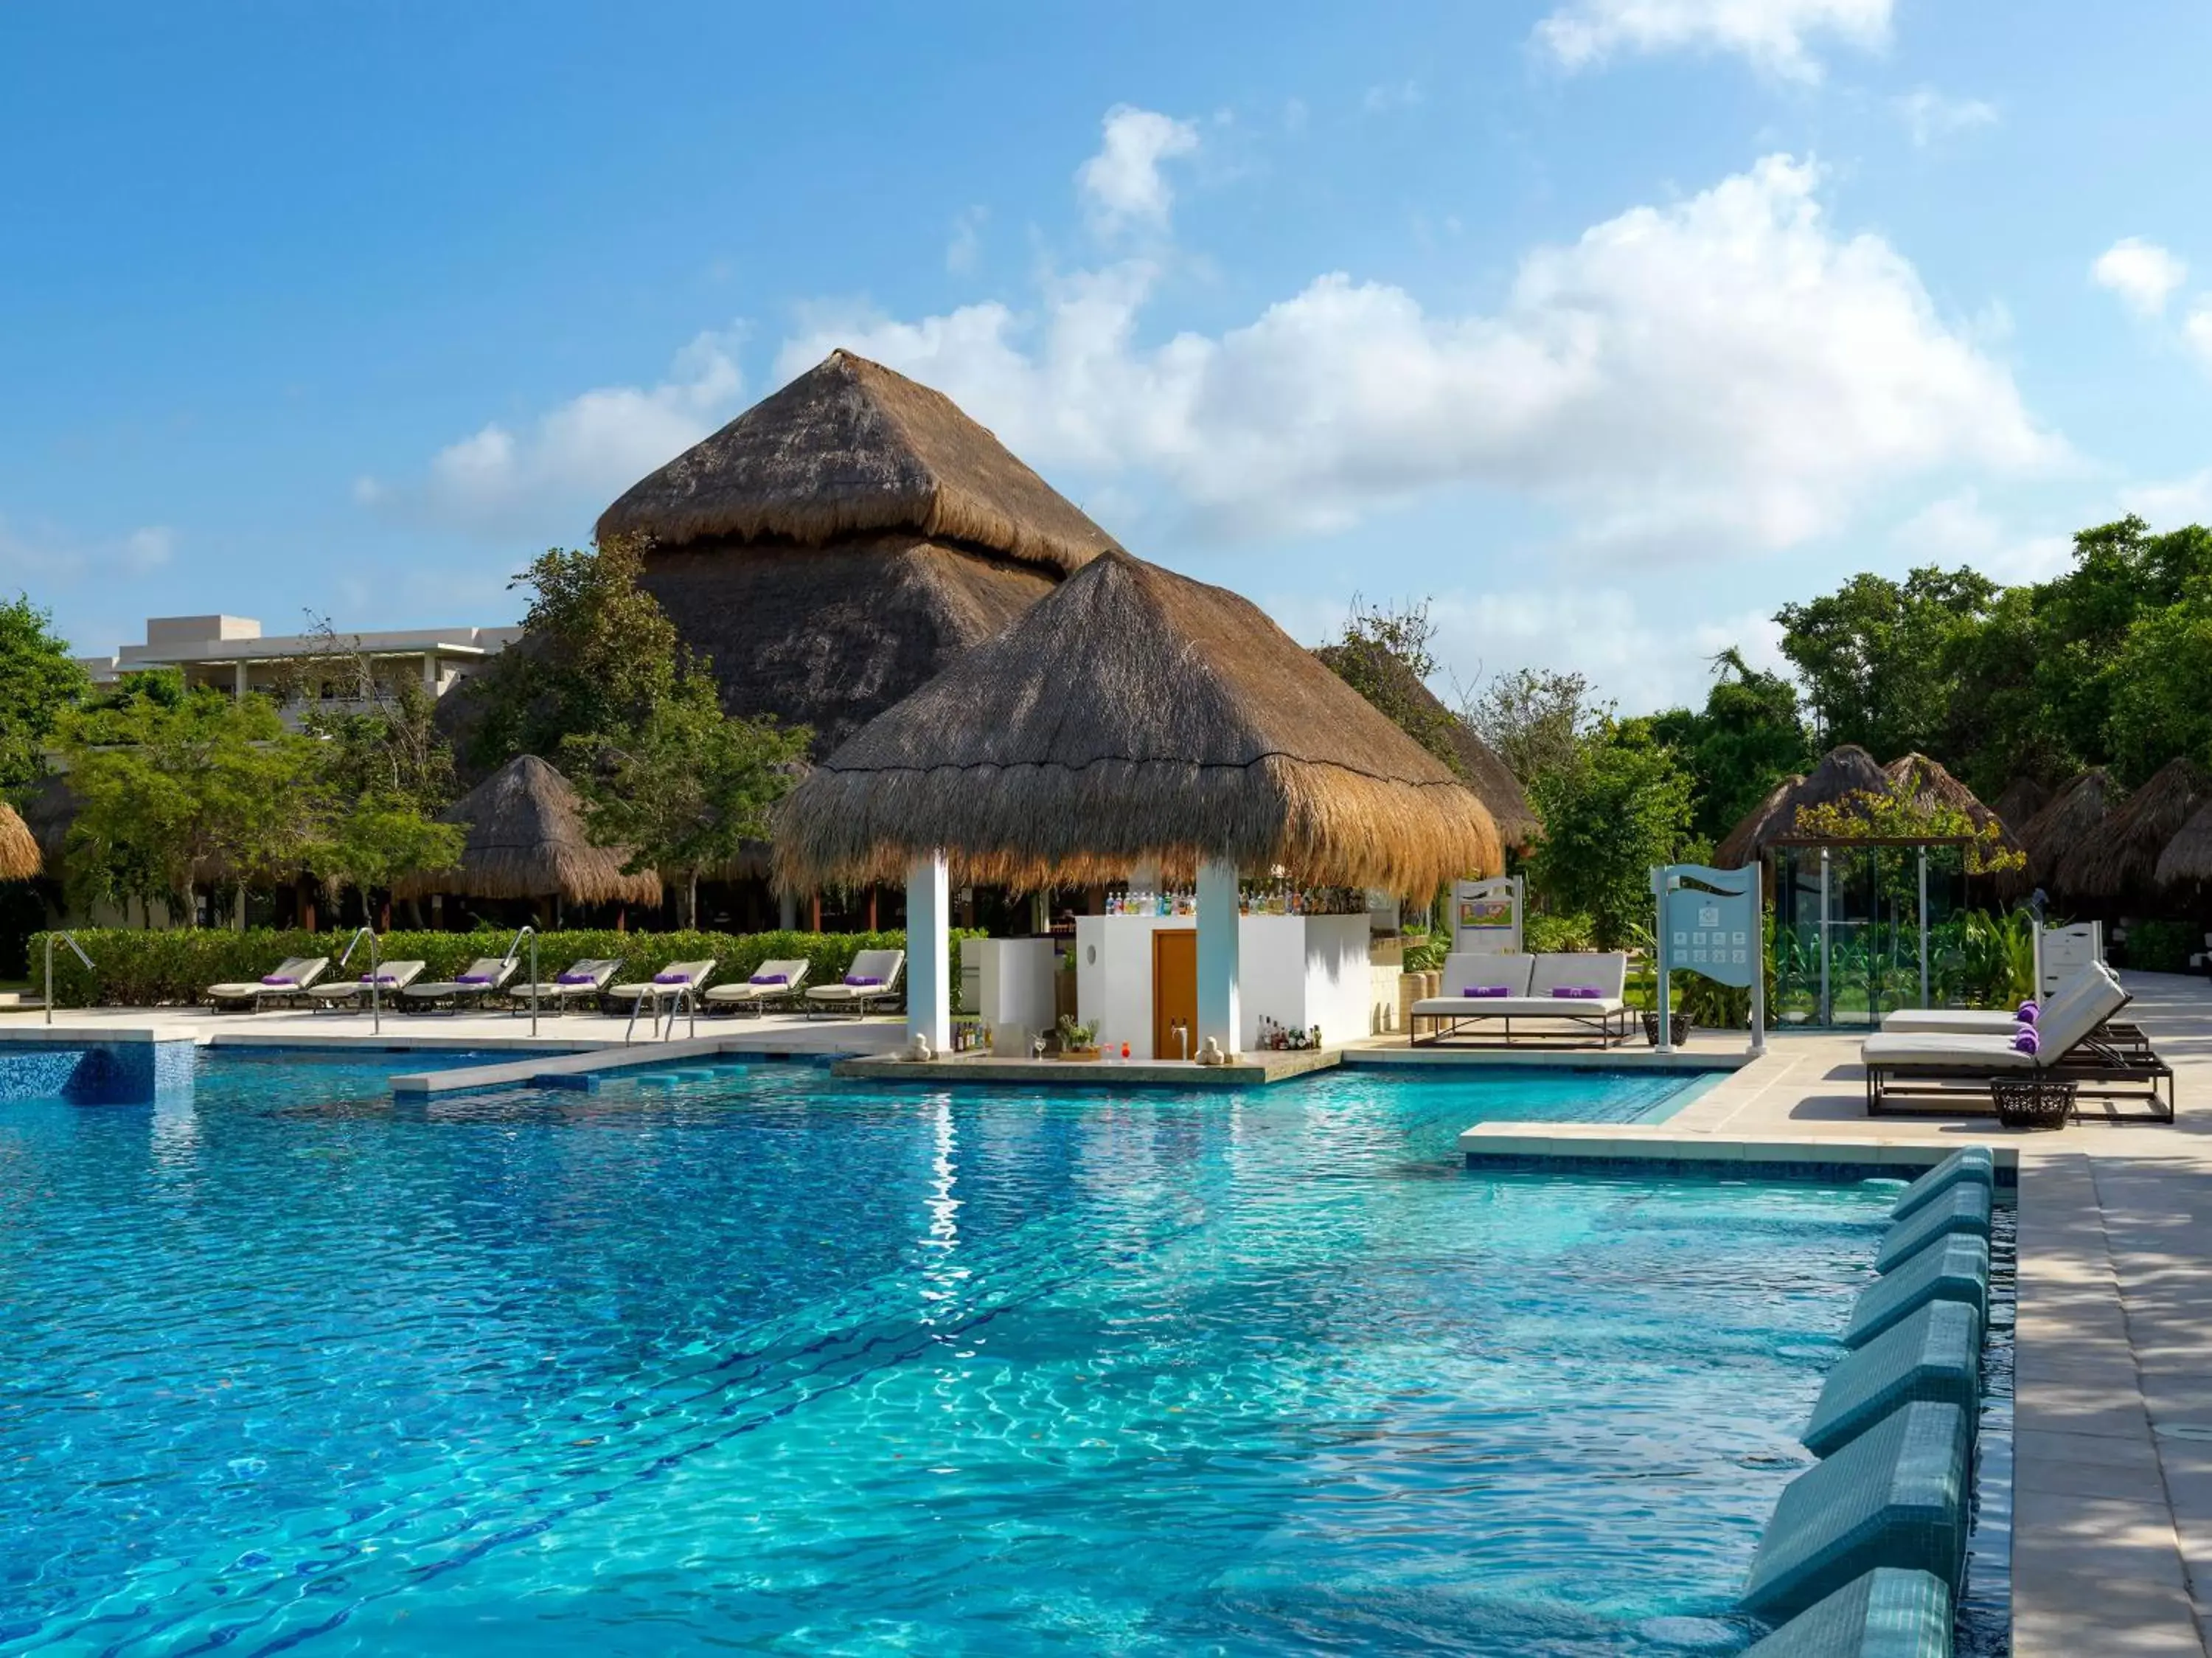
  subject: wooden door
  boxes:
[1152,928,1198,1061]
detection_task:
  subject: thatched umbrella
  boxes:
[0,802,38,882]
[592,349,1124,757]
[2055,758,2211,900]
[1714,773,1803,869]
[774,550,1502,893]
[394,755,663,906]
[1991,776,2050,838]
[1311,642,1539,847]
[2007,768,2119,898]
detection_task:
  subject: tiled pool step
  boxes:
[1742,1567,1953,1656]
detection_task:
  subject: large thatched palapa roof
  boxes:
[2006,768,2120,898]
[1714,773,1803,869]
[595,351,1126,757]
[774,551,1503,893]
[1882,753,2013,844]
[1716,744,1891,860]
[2154,797,2212,887]
[393,755,663,906]
[2055,757,2212,899]
[1310,642,1539,847]
[0,802,38,882]
[1991,776,2051,837]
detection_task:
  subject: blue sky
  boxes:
[6,1,2212,711]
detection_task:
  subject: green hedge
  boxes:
[27,927,984,1008]
[2123,919,2199,974]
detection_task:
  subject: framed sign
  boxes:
[1650,863,1765,1053]
[1453,875,1523,954]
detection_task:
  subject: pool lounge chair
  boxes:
[305,960,427,1011]
[400,956,520,1013]
[804,950,905,1019]
[1879,965,2152,1057]
[1862,964,2172,1121]
[606,960,717,1016]
[1408,951,1632,1047]
[703,959,811,1016]
[508,958,622,1014]
[206,956,330,1011]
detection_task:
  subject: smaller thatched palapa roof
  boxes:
[1311,642,1540,847]
[1714,773,1804,869]
[2154,798,2212,887]
[773,550,1502,892]
[597,350,1122,577]
[2006,769,2120,898]
[393,755,663,906]
[1882,753,2014,845]
[2056,758,2212,899]
[1991,776,2050,836]
[0,802,38,882]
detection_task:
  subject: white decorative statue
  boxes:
[1197,1036,1226,1067]
[907,1033,934,1062]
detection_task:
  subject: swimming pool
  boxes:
[1,1055,1899,1654]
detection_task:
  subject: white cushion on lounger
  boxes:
[1530,951,1628,999]
[1860,1033,2039,1069]
[1440,952,1533,996]
[1412,995,1626,1019]
[1880,964,2098,1034]
[2030,966,2129,1061]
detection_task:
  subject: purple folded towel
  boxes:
[750,973,788,985]
[652,971,692,985]
[2017,999,2039,1024]
[844,974,883,987]
[555,971,597,986]
[2014,1026,2040,1055]
[1551,985,1603,1000]
[260,975,295,987]
[361,974,398,985]
[455,974,493,986]
[1462,985,1511,998]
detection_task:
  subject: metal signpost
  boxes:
[1651,862,1765,1056]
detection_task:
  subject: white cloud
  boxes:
[946,206,987,275]
[1076,105,1200,235]
[1895,87,1997,147]
[2184,302,2212,371]
[1534,0,1893,80]
[359,330,744,538]
[781,153,2058,555]
[0,517,175,585]
[1891,488,2070,583]
[1363,80,1424,113]
[2122,471,2212,524]
[2092,237,2188,318]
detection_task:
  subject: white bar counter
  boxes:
[1074,912,1371,1057]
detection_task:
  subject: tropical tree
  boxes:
[1525,720,1694,946]
[0,593,88,794]
[1467,666,1610,789]
[1649,648,1813,844]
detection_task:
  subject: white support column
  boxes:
[905,850,951,1052]
[1197,859,1242,1057]
[422,653,439,696]
[779,889,799,931]
[232,659,248,700]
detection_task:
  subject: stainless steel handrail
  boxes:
[504,926,539,1037]
[337,926,382,1035]
[44,932,92,1027]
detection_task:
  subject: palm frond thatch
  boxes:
[2003,768,2121,899]
[1990,775,2051,836]
[1714,773,1804,869]
[772,550,1503,893]
[596,350,1122,577]
[2154,799,2212,887]
[2055,757,2212,899]
[1310,642,1540,847]
[1882,752,2014,844]
[0,802,38,882]
[392,755,663,906]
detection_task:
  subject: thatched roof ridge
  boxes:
[1714,773,1803,869]
[2154,799,2212,887]
[1883,753,2014,844]
[595,350,1122,577]
[393,755,663,906]
[2055,757,2211,899]
[2005,768,2120,898]
[1991,776,2051,836]
[773,550,1502,892]
[1310,642,1539,847]
[0,802,38,882]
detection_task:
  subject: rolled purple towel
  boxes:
[2016,999,2039,1025]
[455,974,493,986]
[555,971,597,986]
[2014,1026,2040,1055]
[260,975,295,987]
[361,973,398,985]
[1461,985,1511,998]
[844,974,883,987]
[652,971,692,985]
[1551,985,1604,1000]
[750,973,788,985]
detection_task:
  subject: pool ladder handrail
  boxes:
[504,926,539,1037]
[337,926,382,1035]
[44,931,93,1027]
[625,977,699,1045]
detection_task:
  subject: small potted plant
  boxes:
[1055,1014,1102,1061]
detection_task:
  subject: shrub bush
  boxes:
[2123,919,2197,974]
[1523,912,1596,954]
[27,927,981,1008]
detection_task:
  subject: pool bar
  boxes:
[1742,1148,1998,1656]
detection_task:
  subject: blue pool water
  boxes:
[0,1055,1902,1655]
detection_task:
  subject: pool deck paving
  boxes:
[14,974,2212,1650]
